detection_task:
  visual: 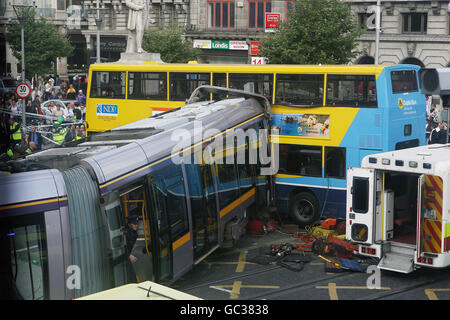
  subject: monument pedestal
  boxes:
[119,52,164,63]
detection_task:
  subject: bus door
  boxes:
[121,185,155,283]
[346,168,377,244]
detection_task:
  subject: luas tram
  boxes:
[0,87,272,300]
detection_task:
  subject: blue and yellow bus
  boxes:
[272,64,426,225]
[86,63,426,225]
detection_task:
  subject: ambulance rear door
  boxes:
[347,167,377,244]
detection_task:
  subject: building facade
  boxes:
[0,0,450,80]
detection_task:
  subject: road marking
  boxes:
[316,282,391,300]
[425,288,450,300]
[207,252,257,273]
[213,281,280,299]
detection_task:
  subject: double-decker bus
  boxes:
[86,63,426,225]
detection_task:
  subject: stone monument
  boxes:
[120,0,163,62]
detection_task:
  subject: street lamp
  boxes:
[88,0,108,64]
[374,0,381,65]
[12,1,36,130]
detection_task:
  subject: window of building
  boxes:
[402,13,427,33]
[279,144,322,177]
[169,73,211,101]
[275,74,324,106]
[128,72,167,100]
[249,0,271,29]
[90,71,126,99]
[208,0,235,28]
[326,74,377,107]
[229,73,273,100]
[391,70,418,93]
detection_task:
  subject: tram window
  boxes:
[325,147,346,179]
[2,214,49,300]
[391,70,418,93]
[169,72,211,101]
[279,144,322,177]
[213,141,239,208]
[237,137,254,194]
[275,74,324,106]
[128,72,167,100]
[229,73,273,101]
[326,74,377,108]
[90,71,126,99]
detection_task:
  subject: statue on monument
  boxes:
[125,0,149,54]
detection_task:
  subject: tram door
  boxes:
[121,185,155,283]
[185,160,219,261]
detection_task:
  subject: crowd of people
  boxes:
[0,74,87,160]
[426,103,448,144]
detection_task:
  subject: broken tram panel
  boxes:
[346,144,450,273]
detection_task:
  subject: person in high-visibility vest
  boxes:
[51,117,67,145]
[8,118,22,147]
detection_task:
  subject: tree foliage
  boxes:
[6,9,74,77]
[260,0,363,64]
[142,24,199,63]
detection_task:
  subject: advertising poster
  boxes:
[271,113,330,138]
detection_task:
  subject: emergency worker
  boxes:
[52,117,67,145]
[8,118,22,149]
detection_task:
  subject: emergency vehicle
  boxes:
[346,144,450,273]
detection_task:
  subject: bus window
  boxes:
[275,74,324,106]
[90,71,126,99]
[326,75,377,108]
[1,214,49,300]
[229,73,273,101]
[213,73,227,88]
[169,73,211,101]
[325,147,346,179]
[128,72,167,100]
[279,144,322,177]
[391,70,418,93]
[212,73,227,100]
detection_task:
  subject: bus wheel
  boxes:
[289,192,319,227]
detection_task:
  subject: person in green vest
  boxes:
[8,117,22,149]
[51,117,67,145]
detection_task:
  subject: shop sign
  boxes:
[265,13,281,32]
[251,57,266,65]
[212,40,230,50]
[194,40,249,51]
[193,40,212,49]
[229,41,248,50]
[250,41,261,56]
